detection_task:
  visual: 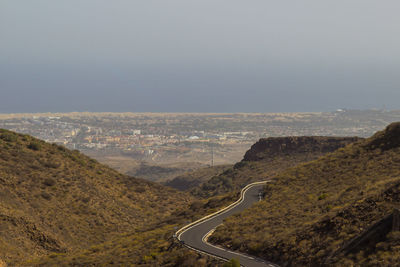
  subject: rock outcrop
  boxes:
[243,136,361,162]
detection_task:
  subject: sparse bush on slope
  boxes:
[192,136,360,198]
[209,123,400,266]
[0,129,192,265]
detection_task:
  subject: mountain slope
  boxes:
[165,165,232,191]
[31,223,223,267]
[191,136,360,198]
[0,129,191,265]
[209,123,400,266]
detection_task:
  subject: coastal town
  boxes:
[1,110,400,167]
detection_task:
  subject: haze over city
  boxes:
[4,1,400,267]
[2,0,400,113]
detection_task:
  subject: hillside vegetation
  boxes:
[32,223,222,267]
[210,123,400,266]
[0,129,192,265]
[34,184,243,266]
[0,129,367,266]
[192,136,360,198]
[85,152,207,183]
[165,165,232,191]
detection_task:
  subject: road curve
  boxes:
[177,182,278,267]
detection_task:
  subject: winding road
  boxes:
[176,182,278,267]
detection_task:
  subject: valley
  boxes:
[2,122,400,266]
[2,110,400,185]
[4,1,399,265]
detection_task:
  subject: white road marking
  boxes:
[174,180,280,266]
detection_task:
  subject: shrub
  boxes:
[43,161,61,168]
[28,142,41,151]
[223,258,240,267]
[190,201,203,211]
[0,132,17,142]
[233,161,247,169]
[56,145,67,152]
[41,192,52,200]
[135,186,146,193]
[43,178,56,186]
[318,193,328,200]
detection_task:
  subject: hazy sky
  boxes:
[1,1,400,113]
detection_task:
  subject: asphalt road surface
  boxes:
[179,184,278,267]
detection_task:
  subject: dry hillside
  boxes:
[165,165,232,191]
[192,136,360,198]
[0,129,192,265]
[210,122,400,266]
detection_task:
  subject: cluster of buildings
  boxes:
[1,110,397,162]
[0,116,256,158]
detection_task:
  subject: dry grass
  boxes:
[210,123,400,266]
[0,129,192,265]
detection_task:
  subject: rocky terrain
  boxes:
[210,122,400,266]
[192,136,360,198]
[243,136,361,161]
